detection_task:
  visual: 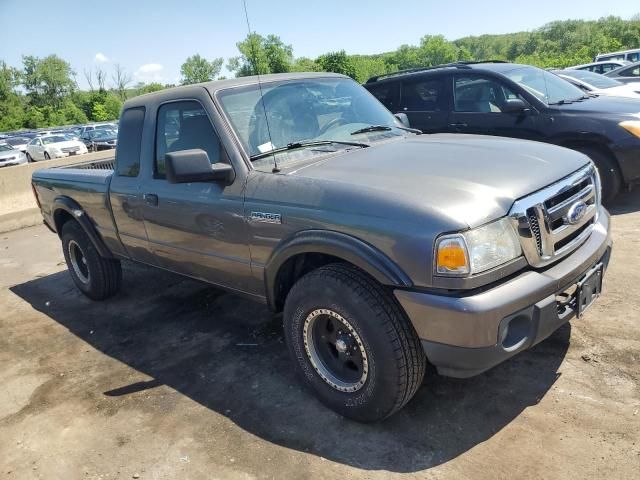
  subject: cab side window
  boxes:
[454,76,519,113]
[155,100,222,179]
[400,78,447,112]
[116,107,145,177]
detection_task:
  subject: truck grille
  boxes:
[509,165,599,268]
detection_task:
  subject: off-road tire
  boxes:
[575,146,621,204]
[283,263,426,422]
[61,221,122,300]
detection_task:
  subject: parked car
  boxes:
[567,60,630,74]
[78,123,118,137]
[32,72,611,422]
[605,61,640,85]
[81,129,117,151]
[365,61,640,202]
[3,136,31,153]
[552,69,640,98]
[25,134,88,162]
[595,48,640,63]
[0,143,28,167]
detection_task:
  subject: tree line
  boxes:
[1,15,639,132]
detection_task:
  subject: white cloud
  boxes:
[134,63,164,84]
[94,52,109,63]
[138,63,163,73]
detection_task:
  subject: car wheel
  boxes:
[283,263,426,422]
[44,151,51,160]
[575,147,621,204]
[61,221,122,300]
[26,153,34,163]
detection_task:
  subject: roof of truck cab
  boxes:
[123,72,347,108]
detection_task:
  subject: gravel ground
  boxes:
[1,192,639,480]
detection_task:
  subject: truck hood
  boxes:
[287,134,591,228]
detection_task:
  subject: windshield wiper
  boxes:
[351,124,422,135]
[548,99,574,105]
[249,140,369,160]
[350,125,393,135]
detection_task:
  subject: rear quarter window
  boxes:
[116,107,145,177]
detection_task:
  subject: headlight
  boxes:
[435,218,522,276]
[619,120,640,138]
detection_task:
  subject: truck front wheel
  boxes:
[61,221,122,300]
[283,263,426,422]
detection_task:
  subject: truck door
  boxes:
[140,98,252,292]
[108,106,155,263]
[398,75,450,133]
[449,74,542,141]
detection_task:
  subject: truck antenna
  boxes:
[242,0,279,173]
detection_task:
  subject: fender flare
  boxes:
[52,196,114,259]
[264,230,412,309]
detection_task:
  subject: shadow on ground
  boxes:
[10,264,570,472]
[608,189,640,215]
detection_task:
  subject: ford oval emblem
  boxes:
[567,201,588,225]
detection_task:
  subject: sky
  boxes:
[1,0,638,89]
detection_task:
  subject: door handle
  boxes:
[449,122,468,128]
[143,193,158,206]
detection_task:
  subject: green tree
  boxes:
[180,54,224,84]
[91,102,109,121]
[417,35,461,66]
[138,82,164,94]
[290,57,320,72]
[61,100,88,124]
[24,106,46,129]
[316,50,357,79]
[103,94,122,119]
[229,33,293,76]
[0,61,25,130]
[22,54,76,108]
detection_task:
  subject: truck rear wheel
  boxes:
[61,221,122,300]
[283,263,426,422]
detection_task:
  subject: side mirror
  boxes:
[394,112,411,128]
[165,149,235,184]
[502,98,530,114]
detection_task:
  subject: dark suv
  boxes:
[364,61,640,202]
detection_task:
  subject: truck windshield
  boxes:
[504,66,586,105]
[217,77,405,163]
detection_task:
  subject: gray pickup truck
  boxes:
[32,72,612,422]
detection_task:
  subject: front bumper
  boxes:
[395,210,612,378]
[0,158,27,167]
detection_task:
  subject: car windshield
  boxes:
[504,66,586,104]
[6,137,27,146]
[217,77,406,169]
[0,144,13,152]
[42,135,68,145]
[91,130,116,139]
[560,70,621,89]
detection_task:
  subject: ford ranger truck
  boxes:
[31,73,612,422]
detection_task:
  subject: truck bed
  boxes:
[31,157,117,239]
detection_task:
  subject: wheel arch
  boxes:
[52,196,114,259]
[265,230,412,311]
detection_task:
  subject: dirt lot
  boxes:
[1,193,639,480]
